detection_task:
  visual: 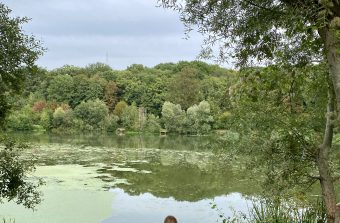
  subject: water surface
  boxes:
[0,133,258,223]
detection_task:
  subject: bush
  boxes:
[52,107,75,130]
[6,105,37,131]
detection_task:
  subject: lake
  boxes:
[0,132,260,223]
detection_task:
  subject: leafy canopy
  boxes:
[0,3,44,209]
[0,3,44,123]
[159,0,339,66]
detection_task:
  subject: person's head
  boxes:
[164,215,177,223]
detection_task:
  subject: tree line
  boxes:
[5,61,237,134]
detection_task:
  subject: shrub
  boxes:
[6,106,37,131]
[52,107,75,130]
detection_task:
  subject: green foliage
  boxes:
[47,75,74,104]
[0,3,44,125]
[113,101,128,118]
[186,101,213,135]
[159,0,327,67]
[144,114,161,133]
[167,67,203,110]
[121,103,140,131]
[52,107,75,131]
[49,65,84,77]
[201,76,232,115]
[11,61,235,133]
[127,64,146,73]
[215,111,233,129]
[47,74,108,109]
[106,115,119,132]
[5,106,37,131]
[116,71,145,106]
[71,75,106,108]
[226,65,329,196]
[0,2,44,212]
[217,198,326,223]
[0,135,43,209]
[161,101,186,133]
[39,108,53,130]
[73,99,109,131]
[84,62,112,77]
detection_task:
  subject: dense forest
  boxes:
[5,60,327,138]
[5,61,238,134]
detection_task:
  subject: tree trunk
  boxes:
[320,26,340,223]
[318,79,337,223]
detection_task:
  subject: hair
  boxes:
[164,215,177,223]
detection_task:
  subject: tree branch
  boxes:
[243,0,272,11]
[308,174,321,180]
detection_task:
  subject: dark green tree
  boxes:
[0,2,44,209]
[0,3,43,125]
[47,75,74,105]
[167,67,203,110]
[74,99,109,131]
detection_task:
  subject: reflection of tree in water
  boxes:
[11,132,259,201]
[11,132,217,151]
[96,150,258,202]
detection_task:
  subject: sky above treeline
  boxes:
[2,0,223,70]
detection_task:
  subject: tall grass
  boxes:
[249,199,326,223]
[216,198,326,223]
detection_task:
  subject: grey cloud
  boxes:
[39,33,204,69]
[6,0,184,36]
[2,0,214,70]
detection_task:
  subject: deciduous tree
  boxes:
[0,2,44,209]
[160,0,340,221]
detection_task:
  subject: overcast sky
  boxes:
[2,0,217,70]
